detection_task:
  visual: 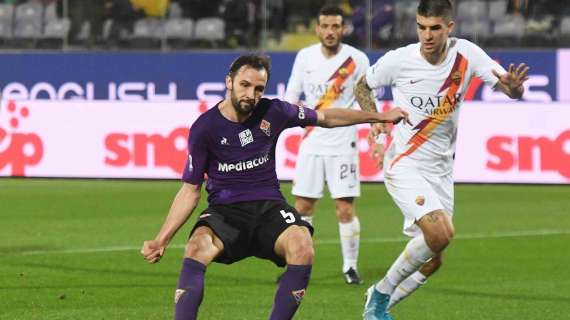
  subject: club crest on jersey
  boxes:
[239,129,254,146]
[452,71,462,85]
[260,120,271,136]
[415,195,425,206]
[291,289,306,305]
[220,137,229,145]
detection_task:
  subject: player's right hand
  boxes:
[141,240,166,264]
[381,107,412,125]
[368,135,385,169]
[370,122,392,136]
[368,123,389,169]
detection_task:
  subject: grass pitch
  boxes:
[1,178,569,319]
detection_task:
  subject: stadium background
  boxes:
[1,1,569,319]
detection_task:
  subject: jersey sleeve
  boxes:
[181,125,208,185]
[366,49,401,89]
[465,40,506,88]
[355,51,371,80]
[284,50,305,103]
[279,99,317,128]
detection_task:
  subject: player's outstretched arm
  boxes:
[141,182,202,264]
[316,107,411,128]
[493,63,529,99]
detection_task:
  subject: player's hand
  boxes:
[370,122,392,136]
[368,132,385,169]
[141,240,166,264]
[493,63,529,95]
[368,123,390,169]
[381,107,412,125]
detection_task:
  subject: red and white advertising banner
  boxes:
[0,100,204,179]
[1,100,569,184]
[454,103,569,183]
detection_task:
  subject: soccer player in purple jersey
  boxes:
[141,54,410,320]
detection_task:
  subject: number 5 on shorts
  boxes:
[280,210,296,223]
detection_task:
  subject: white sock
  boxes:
[339,217,360,272]
[376,235,434,295]
[300,215,313,226]
[387,271,427,310]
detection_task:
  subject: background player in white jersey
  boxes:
[284,5,371,285]
[354,0,530,318]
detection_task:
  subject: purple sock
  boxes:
[269,264,312,320]
[174,258,206,320]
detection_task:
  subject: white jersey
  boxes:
[366,38,506,176]
[285,43,370,155]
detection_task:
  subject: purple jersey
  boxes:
[182,98,318,205]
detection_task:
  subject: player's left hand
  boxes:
[492,63,529,94]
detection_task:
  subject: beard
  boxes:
[230,90,256,115]
[321,36,340,51]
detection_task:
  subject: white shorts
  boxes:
[292,153,360,199]
[384,159,454,237]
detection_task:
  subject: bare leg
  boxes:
[294,196,318,225]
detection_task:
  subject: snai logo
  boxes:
[486,131,570,180]
[105,127,188,174]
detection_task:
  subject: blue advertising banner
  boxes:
[0,49,559,102]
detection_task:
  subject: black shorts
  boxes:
[190,200,313,267]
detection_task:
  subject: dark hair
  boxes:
[417,0,454,20]
[228,54,271,80]
[318,5,345,25]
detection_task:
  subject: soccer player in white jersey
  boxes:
[354,0,529,318]
[284,5,371,285]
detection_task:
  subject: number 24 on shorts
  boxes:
[340,163,357,179]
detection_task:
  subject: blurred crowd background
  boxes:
[0,0,568,51]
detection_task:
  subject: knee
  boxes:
[429,254,443,270]
[185,232,216,263]
[290,242,315,265]
[285,231,315,265]
[185,233,208,257]
[426,230,453,253]
[335,201,355,223]
[295,198,316,215]
[420,254,443,276]
[420,211,454,253]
